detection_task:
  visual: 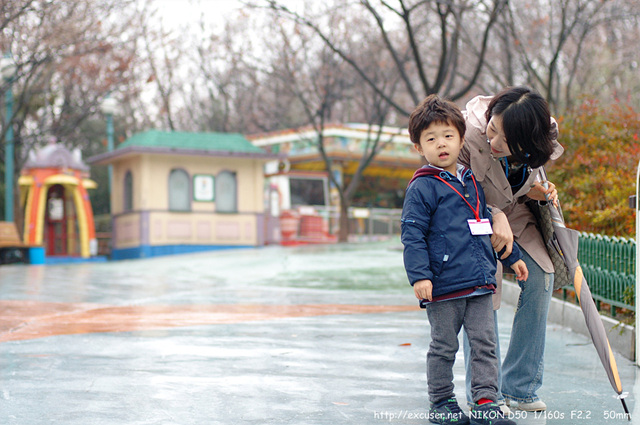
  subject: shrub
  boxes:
[548,98,640,237]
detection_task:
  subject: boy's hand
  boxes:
[414,279,433,301]
[511,259,529,282]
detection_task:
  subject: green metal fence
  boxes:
[566,232,636,316]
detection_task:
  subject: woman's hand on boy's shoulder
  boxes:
[414,279,433,301]
[491,211,514,258]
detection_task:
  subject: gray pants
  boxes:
[425,294,498,404]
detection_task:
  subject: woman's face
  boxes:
[486,114,511,158]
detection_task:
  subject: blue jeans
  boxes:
[464,248,553,404]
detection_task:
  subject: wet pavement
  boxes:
[0,239,637,424]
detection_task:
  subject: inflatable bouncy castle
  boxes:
[19,142,98,258]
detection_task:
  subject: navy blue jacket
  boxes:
[401,165,522,298]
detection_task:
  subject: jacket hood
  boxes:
[408,164,471,186]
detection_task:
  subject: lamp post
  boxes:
[1,54,17,222]
[100,95,118,210]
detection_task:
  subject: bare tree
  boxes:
[250,0,508,117]
[255,11,404,241]
[139,17,183,131]
[0,0,142,222]
[494,0,640,112]
[563,0,640,108]
[185,13,264,133]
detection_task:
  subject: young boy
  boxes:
[401,95,528,425]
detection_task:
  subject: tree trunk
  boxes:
[338,201,349,243]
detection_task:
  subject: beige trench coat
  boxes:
[459,95,565,308]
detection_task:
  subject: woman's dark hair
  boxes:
[485,86,554,168]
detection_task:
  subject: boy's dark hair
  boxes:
[408,94,466,145]
[485,86,554,168]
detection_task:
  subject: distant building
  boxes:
[248,124,419,243]
[248,123,420,209]
[89,130,279,260]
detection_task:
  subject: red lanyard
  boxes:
[434,174,481,221]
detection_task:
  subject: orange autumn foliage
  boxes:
[547,99,640,238]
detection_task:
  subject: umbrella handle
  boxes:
[535,171,551,202]
[539,174,561,211]
[535,167,566,224]
[541,181,549,196]
[536,167,556,200]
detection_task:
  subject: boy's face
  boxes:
[415,121,464,174]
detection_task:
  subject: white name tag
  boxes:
[468,218,493,235]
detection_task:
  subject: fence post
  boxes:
[635,159,640,366]
[369,213,374,238]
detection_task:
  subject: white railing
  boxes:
[309,206,403,238]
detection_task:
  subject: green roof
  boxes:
[118,130,265,154]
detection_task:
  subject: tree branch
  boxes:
[260,0,410,115]
[361,0,420,104]
[450,0,508,100]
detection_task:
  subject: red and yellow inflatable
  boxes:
[18,143,97,258]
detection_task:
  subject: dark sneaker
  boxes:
[470,402,516,425]
[429,398,470,424]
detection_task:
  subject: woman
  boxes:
[459,86,563,412]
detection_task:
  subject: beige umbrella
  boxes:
[542,183,630,420]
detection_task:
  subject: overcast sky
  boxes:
[153,0,244,30]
